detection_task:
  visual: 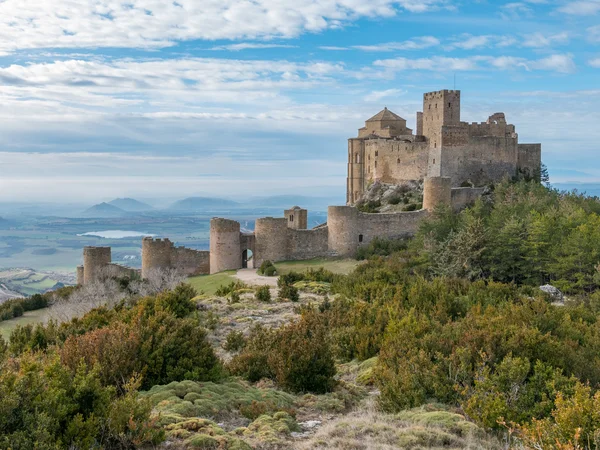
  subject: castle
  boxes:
[77,89,542,285]
[347,90,541,204]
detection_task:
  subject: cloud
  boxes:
[484,54,576,73]
[589,57,600,67]
[364,89,405,102]
[557,1,600,15]
[373,56,479,71]
[589,25,600,42]
[352,36,440,52]
[210,43,298,51]
[447,35,493,50]
[522,32,569,48]
[318,46,349,50]
[0,0,450,53]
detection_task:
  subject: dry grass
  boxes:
[295,399,502,450]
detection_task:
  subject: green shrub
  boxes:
[278,272,303,288]
[223,330,246,352]
[357,200,381,213]
[255,285,271,303]
[216,280,248,297]
[388,194,402,205]
[278,284,299,302]
[258,260,277,276]
[229,291,241,304]
[355,237,408,260]
[229,313,336,394]
[403,203,418,211]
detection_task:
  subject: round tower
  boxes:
[83,246,111,284]
[423,176,452,211]
[254,217,288,266]
[327,206,359,257]
[141,237,173,279]
[210,218,241,274]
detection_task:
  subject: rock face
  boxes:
[356,180,423,213]
[540,284,564,303]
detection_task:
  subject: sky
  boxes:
[0,0,599,203]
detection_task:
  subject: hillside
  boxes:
[108,197,154,211]
[82,202,129,217]
[169,196,240,211]
[4,179,600,449]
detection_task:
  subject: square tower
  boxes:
[285,206,308,230]
[422,90,461,149]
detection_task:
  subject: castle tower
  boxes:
[284,206,308,230]
[423,176,452,211]
[254,217,288,266]
[210,218,241,274]
[141,237,173,279]
[83,246,111,285]
[327,205,360,257]
[422,90,461,149]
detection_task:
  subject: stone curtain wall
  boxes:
[171,248,210,276]
[287,226,331,260]
[518,144,542,177]
[364,139,429,185]
[451,187,486,211]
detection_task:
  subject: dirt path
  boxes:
[234,268,278,287]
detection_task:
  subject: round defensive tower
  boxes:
[327,206,360,257]
[254,217,289,266]
[210,218,241,274]
[141,237,173,279]
[423,176,452,211]
[83,246,111,285]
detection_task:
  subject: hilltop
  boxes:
[108,197,154,212]
[82,202,129,218]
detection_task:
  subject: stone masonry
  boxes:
[76,88,543,284]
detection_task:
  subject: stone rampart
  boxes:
[254,217,289,266]
[171,247,210,276]
[287,226,331,260]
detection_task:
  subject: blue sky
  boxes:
[0,0,599,202]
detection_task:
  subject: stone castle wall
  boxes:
[364,139,429,185]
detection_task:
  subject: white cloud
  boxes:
[531,54,576,73]
[589,25,600,42]
[558,1,600,15]
[589,57,600,67]
[210,43,298,51]
[353,36,440,52]
[522,31,569,48]
[0,0,450,53]
[373,56,479,71]
[318,46,349,50]
[364,89,405,102]
[447,35,493,50]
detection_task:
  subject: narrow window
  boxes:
[355,153,359,164]
[359,234,364,243]
[448,102,451,108]
[289,215,294,222]
[375,151,378,157]
[433,158,436,164]
[435,103,438,109]
[375,161,378,168]
[434,143,437,148]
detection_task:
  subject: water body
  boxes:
[77,230,155,239]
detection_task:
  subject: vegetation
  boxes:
[254,285,271,302]
[258,260,277,276]
[0,287,74,323]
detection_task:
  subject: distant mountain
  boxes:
[82,202,129,217]
[108,198,154,212]
[169,197,240,211]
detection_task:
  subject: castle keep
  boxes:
[77,89,543,285]
[347,90,541,204]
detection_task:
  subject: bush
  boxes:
[388,194,403,205]
[215,280,248,297]
[229,313,336,394]
[278,272,303,288]
[258,260,277,276]
[229,290,241,304]
[278,284,299,302]
[355,237,408,260]
[0,293,50,323]
[223,330,246,352]
[403,203,418,211]
[357,200,381,213]
[255,285,271,302]
[0,353,163,449]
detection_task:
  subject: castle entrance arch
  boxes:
[242,249,254,269]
